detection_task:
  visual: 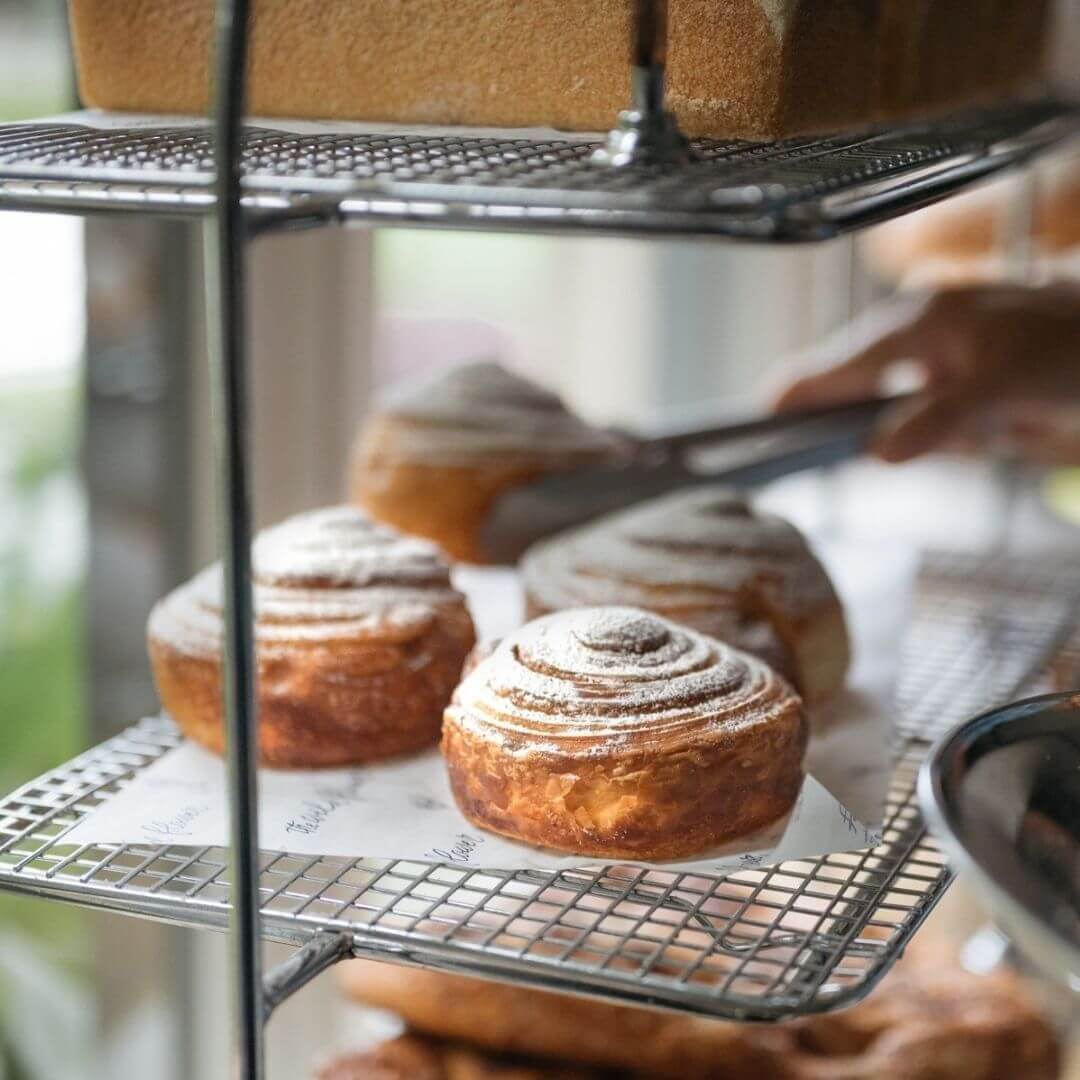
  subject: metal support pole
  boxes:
[593,0,691,167]
[205,1,264,1076]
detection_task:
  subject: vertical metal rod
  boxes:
[630,0,668,116]
[205,1,264,1077]
[593,0,690,167]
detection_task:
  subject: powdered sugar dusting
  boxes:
[448,607,797,754]
[376,361,624,463]
[253,506,450,588]
[149,506,465,658]
[521,486,837,619]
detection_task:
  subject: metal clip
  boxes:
[593,0,691,167]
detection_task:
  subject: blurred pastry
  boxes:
[315,1033,617,1079]
[337,949,1059,1080]
[350,362,626,565]
[860,165,1080,287]
[520,487,849,705]
[442,606,806,859]
[147,506,475,767]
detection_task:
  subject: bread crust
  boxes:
[147,507,475,768]
[442,607,807,859]
[149,605,474,768]
[69,2,1049,142]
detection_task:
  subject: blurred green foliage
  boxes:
[0,382,84,793]
[0,379,89,1078]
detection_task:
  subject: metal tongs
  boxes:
[480,393,906,562]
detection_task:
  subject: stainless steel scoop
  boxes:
[919,691,1080,986]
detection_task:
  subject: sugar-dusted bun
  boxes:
[350,362,626,564]
[442,606,806,859]
[337,954,1059,1080]
[147,506,475,768]
[521,487,849,705]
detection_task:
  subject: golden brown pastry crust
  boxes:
[442,607,806,859]
[337,963,790,1079]
[315,1034,614,1080]
[337,956,1059,1080]
[147,507,475,768]
[520,488,849,706]
[351,418,584,567]
[351,363,625,565]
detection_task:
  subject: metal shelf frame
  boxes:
[0,104,1077,240]
[1,554,1076,1023]
[2,1,1079,1076]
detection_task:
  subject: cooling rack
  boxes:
[1,550,1076,1022]
[0,99,1076,239]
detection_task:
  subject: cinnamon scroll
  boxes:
[521,487,850,704]
[350,362,627,564]
[148,506,475,768]
[442,607,806,859]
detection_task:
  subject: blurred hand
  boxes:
[775,283,1080,464]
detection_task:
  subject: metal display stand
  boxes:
[1,3,1079,1077]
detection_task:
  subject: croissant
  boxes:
[350,361,626,564]
[147,506,475,768]
[442,606,806,860]
[520,487,849,705]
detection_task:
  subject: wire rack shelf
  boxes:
[0,100,1076,239]
[1,551,1076,1022]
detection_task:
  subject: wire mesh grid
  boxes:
[0,550,1075,1020]
[0,100,1076,238]
[896,550,1080,742]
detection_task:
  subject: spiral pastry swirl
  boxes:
[148,506,475,768]
[443,607,805,860]
[521,486,850,705]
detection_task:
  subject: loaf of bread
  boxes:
[69,2,1050,142]
[879,0,1050,120]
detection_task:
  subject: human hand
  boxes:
[775,283,1080,464]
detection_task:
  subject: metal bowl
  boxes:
[919,690,1080,986]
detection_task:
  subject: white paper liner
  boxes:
[63,540,915,873]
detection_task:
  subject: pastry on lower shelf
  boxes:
[860,166,1080,287]
[520,487,849,705]
[147,506,475,768]
[441,606,807,859]
[350,362,626,565]
[335,948,1060,1080]
[315,1034,617,1080]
